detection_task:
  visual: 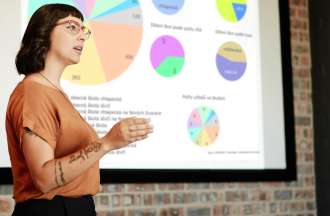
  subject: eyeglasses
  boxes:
[55,20,91,40]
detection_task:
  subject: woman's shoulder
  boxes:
[13,75,57,96]
[9,76,59,108]
[7,76,61,119]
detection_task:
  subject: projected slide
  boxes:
[216,0,247,22]
[28,0,143,85]
[150,35,185,78]
[187,107,220,147]
[21,0,263,169]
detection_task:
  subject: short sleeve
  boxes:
[16,85,59,150]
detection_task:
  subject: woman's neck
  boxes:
[41,54,67,88]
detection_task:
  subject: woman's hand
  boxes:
[100,117,153,151]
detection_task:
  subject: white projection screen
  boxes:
[0,0,296,183]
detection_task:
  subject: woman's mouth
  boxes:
[73,46,83,55]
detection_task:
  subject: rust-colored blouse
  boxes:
[6,78,100,203]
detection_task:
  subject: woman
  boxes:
[6,3,153,216]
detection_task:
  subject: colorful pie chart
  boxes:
[216,0,247,22]
[216,41,247,81]
[187,107,220,147]
[150,35,185,78]
[27,0,143,85]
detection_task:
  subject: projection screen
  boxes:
[0,0,296,183]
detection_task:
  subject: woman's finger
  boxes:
[128,123,153,131]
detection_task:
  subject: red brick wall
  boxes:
[0,0,314,215]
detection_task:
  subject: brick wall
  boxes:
[0,0,314,215]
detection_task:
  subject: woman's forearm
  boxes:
[37,139,109,193]
[29,117,152,194]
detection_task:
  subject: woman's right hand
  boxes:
[100,117,153,151]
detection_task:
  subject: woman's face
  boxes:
[48,15,87,66]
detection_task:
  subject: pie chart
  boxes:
[150,35,185,78]
[216,41,247,81]
[187,107,220,147]
[27,0,143,85]
[216,0,247,22]
[152,0,185,15]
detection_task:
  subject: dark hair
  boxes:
[15,4,84,75]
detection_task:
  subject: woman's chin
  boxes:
[68,58,80,65]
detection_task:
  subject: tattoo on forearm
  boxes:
[54,160,60,187]
[83,141,102,159]
[53,141,101,187]
[69,141,102,164]
[58,161,65,185]
[54,160,65,186]
[68,150,86,164]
